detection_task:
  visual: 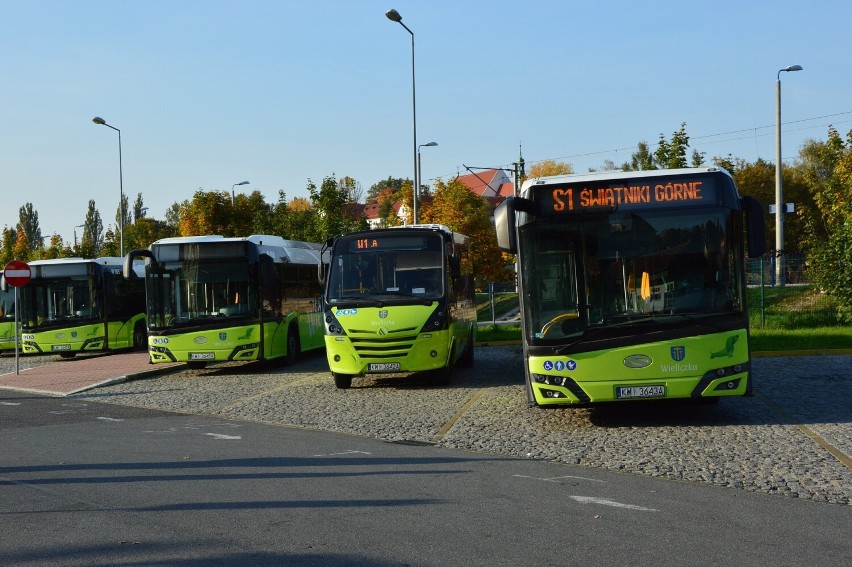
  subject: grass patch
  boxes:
[750,327,852,352]
[476,325,521,343]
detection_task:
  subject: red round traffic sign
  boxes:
[4,260,31,287]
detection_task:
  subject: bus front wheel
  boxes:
[333,373,353,389]
[133,322,147,351]
[285,325,300,366]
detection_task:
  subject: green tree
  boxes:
[526,159,573,179]
[798,127,852,321]
[309,175,365,241]
[81,200,104,258]
[116,192,131,236]
[654,122,690,169]
[133,193,146,222]
[0,226,17,265]
[18,203,42,253]
[366,176,408,204]
[624,141,655,171]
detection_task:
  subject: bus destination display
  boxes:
[537,176,724,214]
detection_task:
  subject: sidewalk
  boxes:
[0,352,183,396]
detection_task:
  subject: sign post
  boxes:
[4,260,31,375]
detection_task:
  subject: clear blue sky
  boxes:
[2,0,850,245]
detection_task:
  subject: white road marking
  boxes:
[97,417,124,422]
[313,450,372,457]
[571,496,658,512]
[513,474,604,483]
[205,433,241,440]
[0,402,22,406]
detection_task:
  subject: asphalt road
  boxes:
[1,387,850,567]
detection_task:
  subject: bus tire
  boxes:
[285,325,300,366]
[133,322,147,351]
[458,332,475,368]
[333,373,353,389]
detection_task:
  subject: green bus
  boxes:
[15,257,147,357]
[320,224,476,389]
[494,167,766,406]
[0,281,17,353]
[125,235,324,368]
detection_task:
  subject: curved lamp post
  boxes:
[385,8,419,223]
[92,116,124,256]
[775,64,803,287]
[231,180,250,205]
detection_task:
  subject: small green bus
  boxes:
[17,257,147,357]
[125,235,324,368]
[320,224,476,389]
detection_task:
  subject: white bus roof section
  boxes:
[390,224,470,248]
[150,234,322,265]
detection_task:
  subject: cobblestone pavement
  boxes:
[5,347,850,505]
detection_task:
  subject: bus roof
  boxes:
[149,234,322,265]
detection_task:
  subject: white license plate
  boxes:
[52,344,71,351]
[190,352,215,360]
[368,362,401,372]
[616,385,665,399]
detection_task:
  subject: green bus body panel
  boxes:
[325,304,467,375]
[20,313,144,355]
[0,322,16,351]
[149,313,325,365]
[529,329,749,405]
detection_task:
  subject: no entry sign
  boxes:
[4,260,31,287]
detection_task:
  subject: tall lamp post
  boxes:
[231,180,250,206]
[775,64,803,287]
[385,8,419,223]
[417,142,438,220]
[92,116,124,256]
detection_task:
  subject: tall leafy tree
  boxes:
[654,122,690,169]
[81,200,104,258]
[366,176,408,204]
[798,127,852,321]
[309,175,364,241]
[0,226,17,265]
[116,192,131,236]
[133,193,146,222]
[18,203,42,252]
[624,141,655,171]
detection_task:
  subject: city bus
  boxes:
[125,235,324,368]
[319,224,476,389]
[494,167,766,406]
[14,257,147,357]
[0,279,17,353]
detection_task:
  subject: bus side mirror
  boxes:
[495,197,517,253]
[742,196,767,258]
[318,237,334,286]
[0,275,6,292]
[123,249,155,279]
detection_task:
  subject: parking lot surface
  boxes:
[4,347,850,505]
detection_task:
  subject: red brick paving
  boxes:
[0,352,183,396]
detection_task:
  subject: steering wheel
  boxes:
[540,312,580,337]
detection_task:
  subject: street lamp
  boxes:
[92,116,125,256]
[417,142,438,217]
[775,64,803,287]
[73,224,85,248]
[385,8,419,223]
[231,180,250,205]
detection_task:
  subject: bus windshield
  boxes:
[519,207,744,342]
[326,232,445,304]
[21,278,98,328]
[146,258,258,329]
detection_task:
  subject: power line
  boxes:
[430,109,852,179]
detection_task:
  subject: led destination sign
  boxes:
[536,175,732,214]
